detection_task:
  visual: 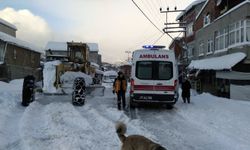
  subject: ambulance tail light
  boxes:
[174,79,178,89]
[130,78,134,94]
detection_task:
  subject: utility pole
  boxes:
[160,6,188,79]
[125,51,131,62]
[160,6,186,34]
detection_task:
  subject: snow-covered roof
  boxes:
[0,18,17,30]
[0,31,41,53]
[176,0,206,20]
[45,41,67,51]
[188,52,246,70]
[87,43,99,52]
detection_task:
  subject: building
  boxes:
[170,0,206,82]
[186,0,250,100]
[87,43,102,66]
[45,41,68,62]
[0,18,41,81]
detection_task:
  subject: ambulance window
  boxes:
[158,62,173,80]
[136,61,153,79]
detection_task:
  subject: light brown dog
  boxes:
[115,122,167,150]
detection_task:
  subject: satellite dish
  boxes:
[216,0,222,6]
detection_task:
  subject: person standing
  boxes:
[113,71,127,110]
[181,78,191,103]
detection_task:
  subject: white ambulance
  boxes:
[130,45,179,108]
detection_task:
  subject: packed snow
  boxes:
[42,60,62,94]
[188,52,246,70]
[1,79,250,150]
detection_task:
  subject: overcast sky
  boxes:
[0,0,194,63]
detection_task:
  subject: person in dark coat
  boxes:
[181,78,191,103]
[113,71,127,110]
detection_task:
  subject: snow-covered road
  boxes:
[1,81,250,150]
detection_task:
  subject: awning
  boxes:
[188,52,246,70]
[216,71,250,80]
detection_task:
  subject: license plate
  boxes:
[139,96,153,100]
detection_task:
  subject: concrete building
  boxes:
[186,0,250,100]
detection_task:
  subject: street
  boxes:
[1,84,250,150]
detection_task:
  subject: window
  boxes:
[229,20,245,45]
[13,49,17,59]
[158,62,173,80]
[203,13,211,26]
[186,23,193,36]
[136,61,153,79]
[215,28,227,51]
[247,20,250,41]
[207,40,213,54]
[199,41,204,56]
[136,61,173,80]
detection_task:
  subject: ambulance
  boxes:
[129,45,179,108]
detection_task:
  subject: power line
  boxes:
[148,0,164,24]
[131,0,176,44]
[131,0,163,33]
[152,33,165,45]
[140,0,162,26]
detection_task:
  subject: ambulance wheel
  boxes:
[165,104,173,109]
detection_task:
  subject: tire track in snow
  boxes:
[19,101,103,150]
[76,95,158,148]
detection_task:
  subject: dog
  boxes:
[115,122,167,150]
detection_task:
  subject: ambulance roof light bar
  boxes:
[142,45,166,49]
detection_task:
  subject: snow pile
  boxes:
[103,70,117,83]
[60,71,93,86]
[103,70,117,76]
[188,52,246,70]
[43,60,62,93]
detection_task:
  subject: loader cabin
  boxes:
[130,45,179,108]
